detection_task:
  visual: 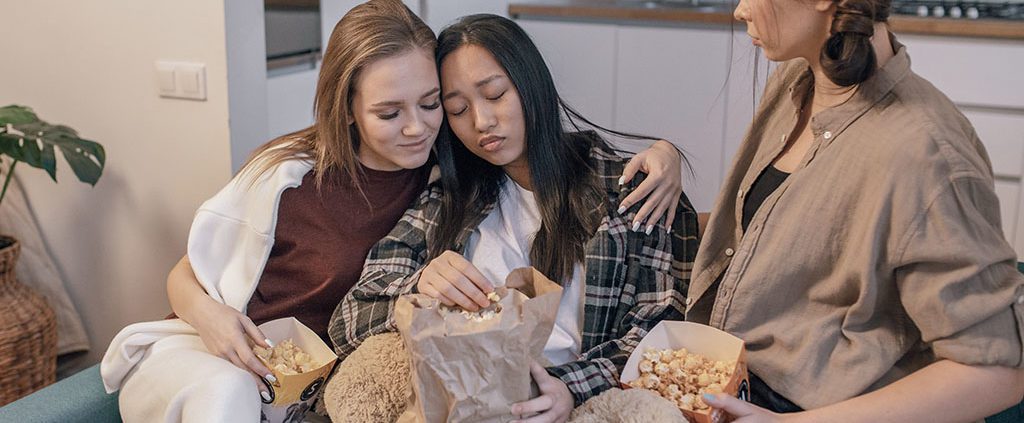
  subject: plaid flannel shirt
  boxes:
[328,135,699,406]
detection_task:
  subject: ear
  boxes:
[813,0,835,13]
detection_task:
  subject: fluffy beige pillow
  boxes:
[323,333,411,422]
[569,387,688,423]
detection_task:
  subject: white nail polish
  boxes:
[265,374,277,384]
[617,206,626,214]
[618,176,625,185]
[645,225,654,235]
[264,338,274,347]
[632,221,641,232]
[260,391,272,402]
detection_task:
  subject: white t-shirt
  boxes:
[463,177,584,366]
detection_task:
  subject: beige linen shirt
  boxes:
[687,38,1024,409]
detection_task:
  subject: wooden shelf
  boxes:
[509,1,1024,40]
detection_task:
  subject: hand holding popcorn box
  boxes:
[620,321,750,423]
[253,317,338,423]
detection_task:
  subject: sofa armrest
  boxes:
[0,364,120,422]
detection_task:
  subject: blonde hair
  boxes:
[240,0,436,189]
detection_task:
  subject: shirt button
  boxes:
[725,248,735,257]
[686,298,693,306]
[823,131,833,140]
[738,189,744,198]
[1016,295,1024,305]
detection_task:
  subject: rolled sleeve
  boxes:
[895,176,1024,368]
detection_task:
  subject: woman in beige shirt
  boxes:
[692,0,1024,421]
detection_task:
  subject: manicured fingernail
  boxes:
[702,393,716,402]
[265,374,277,384]
[618,176,625,185]
[617,206,626,214]
[645,225,654,235]
[261,391,272,402]
[264,338,274,347]
[632,221,641,232]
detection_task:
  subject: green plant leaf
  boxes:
[0,105,39,126]
[0,107,105,186]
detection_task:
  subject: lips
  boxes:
[479,135,505,152]
[400,136,431,149]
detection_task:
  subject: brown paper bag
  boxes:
[394,267,563,423]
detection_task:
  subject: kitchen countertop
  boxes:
[509,0,1024,40]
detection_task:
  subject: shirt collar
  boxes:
[787,32,912,139]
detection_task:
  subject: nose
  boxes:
[402,110,426,138]
[734,0,750,22]
[472,104,497,133]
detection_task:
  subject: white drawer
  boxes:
[900,35,1024,110]
[963,110,1024,178]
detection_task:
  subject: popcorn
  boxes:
[630,347,735,413]
[438,291,503,322]
[254,339,319,375]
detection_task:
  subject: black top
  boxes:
[741,165,790,232]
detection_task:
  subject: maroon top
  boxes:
[246,163,429,343]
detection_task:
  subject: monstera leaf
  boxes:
[0,105,105,204]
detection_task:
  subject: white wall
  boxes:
[0,1,235,365]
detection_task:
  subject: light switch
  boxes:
[155,61,207,101]
[155,63,176,95]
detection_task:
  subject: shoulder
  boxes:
[869,72,991,184]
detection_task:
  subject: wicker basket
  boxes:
[0,236,57,406]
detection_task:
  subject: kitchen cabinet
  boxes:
[613,25,731,211]
[518,20,618,130]
[424,0,510,33]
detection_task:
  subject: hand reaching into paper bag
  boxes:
[396,266,565,423]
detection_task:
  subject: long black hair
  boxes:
[428,14,672,283]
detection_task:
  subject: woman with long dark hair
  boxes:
[331,14,701,422]
[693,0,1024,420]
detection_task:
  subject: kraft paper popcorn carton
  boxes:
[255,317,338,423]
[620,321,750,423]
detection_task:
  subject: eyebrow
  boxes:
[442,74,504,100]
[370,87,441,108]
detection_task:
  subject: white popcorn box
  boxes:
[620,321,749,423]
[257,317,339,423]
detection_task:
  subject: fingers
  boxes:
[620,150,647,188]
[701,393,756,417]
[664,199,679,234]
[235,340,275,384]
[444,252,494,296]
[416,274,456,307]
[250,372,272,403]
[617,170,658,214]
[438,261,491,310]
[240,317,272,349]
[642,189,673,231]
[420,252,495,311]
[511,394,554,418]
[631,184,669,233]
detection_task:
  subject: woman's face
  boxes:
[734,0,834,62]
[440,44,527,170]
[350,48,442,171]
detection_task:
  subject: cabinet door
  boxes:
[615,25,731,212]
[518,20,618,129]
[425,0,509,33]
[900,35,1024,109]
[994,180,1020,255]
